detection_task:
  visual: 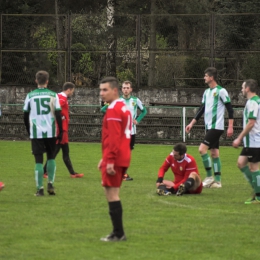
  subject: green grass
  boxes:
[0,141,259,260]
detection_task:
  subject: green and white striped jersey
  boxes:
[23,88,61,139]
[243,95,260,148]
[120,96,147,135]
[202,86,231,130]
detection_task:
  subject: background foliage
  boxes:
[1,1,260,88]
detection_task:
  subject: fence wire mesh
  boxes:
[1,13,260,88]
[0,104,243,145]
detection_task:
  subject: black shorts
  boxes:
[31,138,57,157]
[202,129,224,149]
[130,134,136,150]
[240,147,260,163]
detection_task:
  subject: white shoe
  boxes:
[210,181,222,188]
[202,176,214,188]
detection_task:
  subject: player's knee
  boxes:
[198,146,206,155]
[190,172,201,185]
[211,151,219,158]
[237,161,244,169]
[189,172,197,179]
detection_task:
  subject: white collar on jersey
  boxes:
[176,153,187,163]
[108,98,123,108]
[59,92,67,97]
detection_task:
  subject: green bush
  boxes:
[242,54,260,85]
[184,56,209,87]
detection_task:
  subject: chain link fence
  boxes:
[1,13,260,88]
[0,104,243,145]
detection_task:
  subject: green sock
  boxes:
[252,171,260,200]
[240,166,253,188]
[35,163,44,190]
[213,157,221,182]
[201,154,212,177]
[47,159,56,183]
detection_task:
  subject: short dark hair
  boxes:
[243,79,258,93]
[122,80,133,88]
[173,143,187,156]
[99,76,119,89]
[36,70,49,85]
[63,82,75,91]
[204,67,218,81]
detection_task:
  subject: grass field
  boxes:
[0,140,259,260]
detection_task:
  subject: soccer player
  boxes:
[23,70,63,196]
[156,143,202,196]
[101,81,147,181]
[0,182,4,191]
[186,67,234,188]
[232,79,260,204]
[98,76,132,242]
[43,82,84,178]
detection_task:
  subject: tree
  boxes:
[147,0,156,87]
[55,0,65,84]
[106,0,117,77]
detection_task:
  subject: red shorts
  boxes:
[57,131,69,144]
[189,182,203,194]
[101,164,128,188]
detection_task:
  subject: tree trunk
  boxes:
[106,0,117,77]
[55,0,64,84]
[148,0,156,87]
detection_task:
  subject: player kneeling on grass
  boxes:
[156,143,203,196]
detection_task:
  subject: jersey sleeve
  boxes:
[137,98,144,110]
[23,95,30,112]
[201,90,206,105]
[58,95,67,108]
[136,98,147,123]
[158,155,171,178]
[248,100,259,119]
[55,94,61,111]
[220,88,231,104]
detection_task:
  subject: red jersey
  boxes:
[102,99,132,167]
[58,92,69,131]
[158,153,200,190]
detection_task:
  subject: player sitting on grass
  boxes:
[156,143,203,196]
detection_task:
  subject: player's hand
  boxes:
[232,138,241,148]
[97,159,103,170]
[57,131,63,143]
[156,177,163,184]
[133,119,138,125]
[107,163,116,175]
[227,127,233,137]
[185,124,192,133]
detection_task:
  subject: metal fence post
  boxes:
[182,107,186,142]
